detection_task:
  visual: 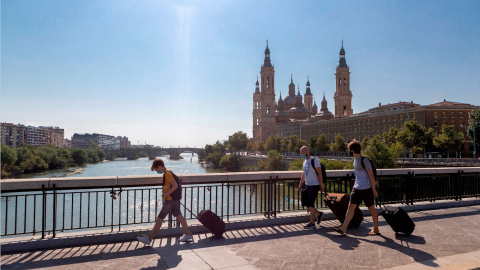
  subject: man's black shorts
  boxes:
[301,185,320,208]
[349,188,374,207]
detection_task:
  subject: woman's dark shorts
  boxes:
[349,188,374,207]
[157,200,182,219]
[301,185,320,208]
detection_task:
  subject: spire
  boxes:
[263,39,272,67]
[254,76,260,94]
[321,92,328,112]
[338,39,347,68]
[305,76,312,96]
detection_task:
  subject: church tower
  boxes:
[253,40,276,143]
[334,40,353,117]
[304,76,313,111]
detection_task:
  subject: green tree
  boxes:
[97,149,106,161]
[266,150,284,171]
[227,131,249,152]
[71,149,88,166]
[219,153,239,171]
[1,144,17,167]
[397,120,426,154]
[288,158,303,171]
[467,109,480,155]
[256,141,265,152]
[361,136,370,151]
[363,136,399,168]
[266,134,282,152]
[308,136,318,154]
[315,134,330,152]
[20,156,49,173]
[331,133,347,153]
[424,127,436,153]
[433,124,464,158]
[205,151,224,168]
[280,137,289,154]
[383,127,399,146]
[86,149,100,163]
[287,135,300,153]
[246,140,254,152]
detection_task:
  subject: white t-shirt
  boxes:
[303,156,321,186]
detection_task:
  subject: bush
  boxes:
[288,159,303,171]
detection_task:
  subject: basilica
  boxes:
[252,41,479,155]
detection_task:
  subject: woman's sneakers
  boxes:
[137,235,152,246]
[303,222,316,229]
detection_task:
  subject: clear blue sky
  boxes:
[2,0,480,147]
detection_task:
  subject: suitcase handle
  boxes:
[375,197,389,212]
[180,201,200,219]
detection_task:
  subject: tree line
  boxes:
[203,111,480,171]
[1,143,106,178]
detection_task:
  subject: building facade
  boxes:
[252,41,479,155]
[1,123,64,148]
[72,133,117,149]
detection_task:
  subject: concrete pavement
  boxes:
[2,205,480,269]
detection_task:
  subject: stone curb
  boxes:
[2,198,479,253]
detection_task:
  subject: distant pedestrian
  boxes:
[137,158,193,245]
[333,140,380,236]
[298,146,324,229]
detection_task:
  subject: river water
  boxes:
[19,153,223,179]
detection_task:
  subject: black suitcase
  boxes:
[198,210,226,239]
[380,203,415,236]
[324,193,363,228]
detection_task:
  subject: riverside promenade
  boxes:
[2,202,480,270]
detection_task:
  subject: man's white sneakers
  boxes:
[179,234,193,242]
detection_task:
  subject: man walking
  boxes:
[298,146,324,229]
[137,158,194,245]
[333,140,380,236]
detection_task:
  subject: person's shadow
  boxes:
[328,226,437,267]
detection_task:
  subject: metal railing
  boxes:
[1,168,479,238]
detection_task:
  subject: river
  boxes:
[18,153,223,179]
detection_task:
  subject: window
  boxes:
[267,77,269,88]
[413,113,416,119]
[434,122,438,127]
[266,106,270,115]
[434,112,438,118]
[339,79,341,87]
[442,112,446,118]
[256,119,259,126]
[459,112,464,118]
[459,123,464,127]
[405,114,410,120]
[451,112,455,118]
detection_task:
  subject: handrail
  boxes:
[2,167,479,192]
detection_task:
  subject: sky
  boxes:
[2,0,480,148]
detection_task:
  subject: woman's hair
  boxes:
[151,158,164,171]
[348,140,361,154]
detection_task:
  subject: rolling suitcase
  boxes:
[198,210,226,239]
[324,193,363,228]
[379,203,415,236]
[181,202,226,239]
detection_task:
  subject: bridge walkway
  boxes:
[2,205,480,269]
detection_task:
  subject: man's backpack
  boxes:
[311,157,327,185]
[162,171,182,201]
[361,156,377,180]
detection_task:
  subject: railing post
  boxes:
[41,184,46,239]
[273,176,278,218]
[52,184,57,238]
[405,172,413,205]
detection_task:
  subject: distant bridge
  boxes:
[104,147,205,160]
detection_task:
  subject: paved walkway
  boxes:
[2,205,480,270]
